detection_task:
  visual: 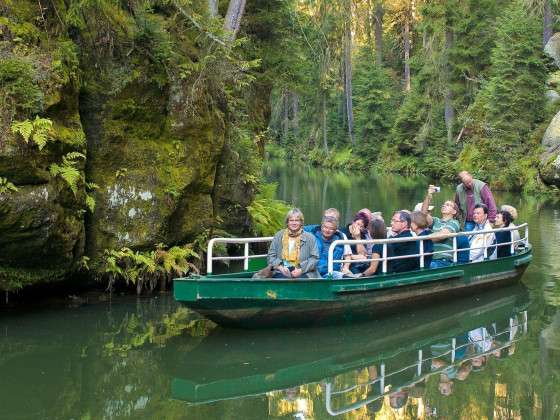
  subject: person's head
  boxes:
[389,390,409,409]
[473,203,488,225]
[324,208,340,223]
[391,211,411,234]
[458,170,474,189]
[353,211,370,232]
[414,202,434,213]
[438,375,454,396]
[495,210,512,228]
[320,216,338,240]
[285,208,304,232]
[441,200,459,218]
[369,218,387,240]
[411,211,429,233]
[366,398,383,416]
[471,355,486,369]
[359,208,374,224]
[456,362,472,381]
[500,204,518,221]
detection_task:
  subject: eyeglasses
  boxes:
[390,218,404,223]
[288,218,302,223]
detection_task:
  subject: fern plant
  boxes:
[11,117,53,150]
[49,152,85,195]
[247,183,291,236]
[0,177,18,194]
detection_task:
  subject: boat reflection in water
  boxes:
[168,286,530,418]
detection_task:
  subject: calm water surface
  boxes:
[1,162,559,419]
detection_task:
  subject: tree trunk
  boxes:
[343,0,355,145]
[403,18,411,92]
[208,0,219,17]
[444,27,454,144]
[224,0,246,41]
[544,0,553,48]
[282,92,289,140]
[375,1,384,66]
[292,92,299,137]
[322,91,329,152]
[366,0,373,48]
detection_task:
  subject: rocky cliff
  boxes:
[0,1,271,290]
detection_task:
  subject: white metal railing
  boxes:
[325,310,528,416]
[327,223,529,275]
[206,237,273,274]
[204,223,529,275]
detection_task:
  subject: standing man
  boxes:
[455,171,497,231]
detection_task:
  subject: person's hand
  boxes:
[349,222,362,239]
[277,266,291,277]
[428,184,437,194]
[290,268,302,278]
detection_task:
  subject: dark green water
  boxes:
[1,162,559,419]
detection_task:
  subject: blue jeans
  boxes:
[430,259,453,269]
[464,221,476,231]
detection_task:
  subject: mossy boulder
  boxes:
[539,110,560,187]
[0,183,84,269]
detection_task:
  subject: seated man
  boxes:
[411,211,433,268]
[469,203,496,263]
[309,216,351,278]
[388,211,419,273]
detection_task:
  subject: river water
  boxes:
[1,162,559,419]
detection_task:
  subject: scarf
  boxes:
[282,228,302,267]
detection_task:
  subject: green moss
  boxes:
[0,265,67,292]
[0,57,43,115]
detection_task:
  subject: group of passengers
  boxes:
[266,170,522,279]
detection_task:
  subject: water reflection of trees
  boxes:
[262,310,536,419]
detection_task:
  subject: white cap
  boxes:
[414,202,434,212]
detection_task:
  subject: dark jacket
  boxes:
[389,230,420,273]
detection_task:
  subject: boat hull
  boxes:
[174,247,532,328]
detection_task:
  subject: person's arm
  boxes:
[362,252,381,277]
[421,185,436,214]
[430,227,453,242]
[481,185,497,222]
[267,231,283,268]
[297,236,319,275]
[349,222,367,256]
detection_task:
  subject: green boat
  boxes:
[167,286,529,407]
[174,224,532,328]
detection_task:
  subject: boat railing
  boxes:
[206,237,273,274]
[327,223,529,275]
[324,311,528,416]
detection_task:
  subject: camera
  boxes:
[433,186,441,193]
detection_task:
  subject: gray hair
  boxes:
[321,215,338,228]
[285,208,304,224]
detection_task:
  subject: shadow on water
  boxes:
[1,161,560,418]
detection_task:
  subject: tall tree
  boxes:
[375,0,384,66]
[523,0,556,47]
[208,0,219,17]
[224,0,247,41]
[343,0,355,144]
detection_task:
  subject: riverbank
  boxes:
[267,143,560,195]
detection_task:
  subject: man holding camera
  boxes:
[454,171,497,231]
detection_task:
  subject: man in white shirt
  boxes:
[469,203,496,262]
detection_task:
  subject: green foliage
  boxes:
[49,152,86,195]
[98,243,201,293]
[0,57,43,116]
[247,183,291,236]
[460,1,546,190]
[11,117,53,150]
[0,177,18,195]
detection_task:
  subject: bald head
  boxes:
[458,171,474,189]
